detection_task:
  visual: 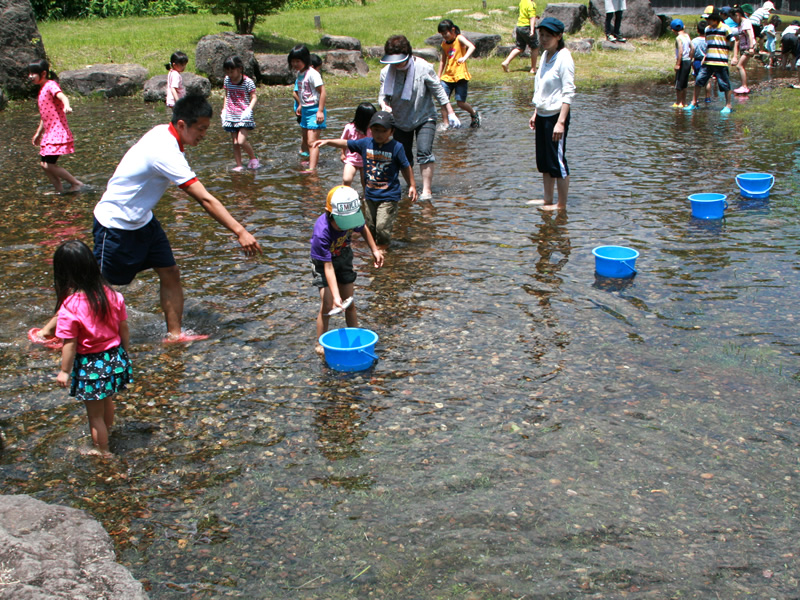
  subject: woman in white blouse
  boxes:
[528,17,575,211]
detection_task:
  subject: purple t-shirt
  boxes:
[310,213,365,262]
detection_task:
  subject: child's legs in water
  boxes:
[84,395,115,453]
[316,281,355,338]
[229,130,243,166]
[737,54,750,87]
[40,156,82,192]
[306,128,321,171]
[342,163,360,187]
[236,129,256,161]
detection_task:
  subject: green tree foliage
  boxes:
[196,0,287,34]
[31,0,200,21]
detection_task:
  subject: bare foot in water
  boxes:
[540,204,564,212]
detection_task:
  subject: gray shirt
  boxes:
[378,58,450,131]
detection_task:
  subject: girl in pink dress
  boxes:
[28,59,83,193]
[165,51,188,108]
[339,102,376,187]
[53,240,132,455]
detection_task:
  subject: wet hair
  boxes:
[223,55,244,71]
[697,19,708,34]
[310,53,323,69]
[171,94,212,126]
[438,19,461,35]
[165,50,189,71]
[287,44,311,69]
[384,35,413,57]
[53,240,111,323]
[27,58,50,77]
[352,102,377,134]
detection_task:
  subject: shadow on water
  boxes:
[1,79,799,598]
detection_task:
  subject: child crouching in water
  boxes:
[53,240,131,455]
[310,186,384,355]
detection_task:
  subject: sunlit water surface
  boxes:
[1,79,799,599]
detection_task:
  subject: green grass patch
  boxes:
[733,87,800,141]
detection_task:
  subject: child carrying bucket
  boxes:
[310,186,384,356]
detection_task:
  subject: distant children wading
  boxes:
[437,19,481,128]
[221,55,260,171]
[165,51,188,108]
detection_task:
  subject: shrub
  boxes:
[195,0,287,34]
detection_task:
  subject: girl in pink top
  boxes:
[28,59,83,194]
[339,102,376,187]
[53,241,132,455]
[165,51,188,108]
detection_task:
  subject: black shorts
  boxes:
[781,33,798,56]
[40,155,59,164]
[535,112,570,179]
[675,60,692,90]
[93,216,176,285]
[311,249,356,289]
[515,26,539,51]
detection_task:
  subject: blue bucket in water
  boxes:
[319,327,379,372]
[736,172,774,199]
[592,246,639,279]
[689,193,728,219]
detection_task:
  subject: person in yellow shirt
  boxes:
[437,20,481,127]
[501,0,539,74]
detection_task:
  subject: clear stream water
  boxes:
[1,79,798,599]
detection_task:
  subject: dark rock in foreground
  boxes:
[543,3,589,34]
[0,494,148,599]
[195,32,258,86]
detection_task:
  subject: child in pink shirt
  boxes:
[28,59,83,194]
[53,241,132,455]
[165,51,188,108]
[339,103,376,186]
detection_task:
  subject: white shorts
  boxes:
[605,0,626,12]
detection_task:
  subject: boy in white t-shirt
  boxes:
[30,96,262,346]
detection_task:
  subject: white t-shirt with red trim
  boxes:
[94,123,197,231]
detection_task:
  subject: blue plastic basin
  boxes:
[593,246,639,279]
[736,173,774,199]
[319,328,379,372]
[689,193,728,219]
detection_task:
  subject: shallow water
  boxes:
[1,78,799,599]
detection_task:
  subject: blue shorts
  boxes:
[300,104,327,130]
[695,64,730,92]
[441,79,469,102]
[93,217,176,285]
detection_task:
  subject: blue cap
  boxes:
[670,18,684,30]
[537,17,565,34]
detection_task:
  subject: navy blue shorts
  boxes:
[441,79,469,102]
[93,217,176,285]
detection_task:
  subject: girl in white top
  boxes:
[165,51,188,108]
[731,6,756,94]
[528,17,575,212]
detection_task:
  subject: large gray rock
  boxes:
[322,50,369,77]
[195,32,258,86]
[364,45,385,59]
[0,0,46,100]
[59,64,148,97]
[495,44,531,58]
[142,72,211,102]
[320,34,361,51]
[543,3,589,34]
[424,31,501,58]
[0,495,148,599]
[412,48,439,62]
[255,53,294,85]
[589,0,662,39]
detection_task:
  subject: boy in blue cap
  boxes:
[670,19,692,107]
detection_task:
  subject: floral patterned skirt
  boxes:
[69,345,132,403]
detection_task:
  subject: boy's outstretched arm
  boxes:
[184,181,262,257]
[401,165,417,202]
[312,138,348,149]
[359,226,385,268]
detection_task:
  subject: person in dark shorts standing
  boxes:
[501,0,539,74]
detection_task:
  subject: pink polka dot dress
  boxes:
[38,79,74,157]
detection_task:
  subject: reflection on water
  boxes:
[1,81,799,598]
